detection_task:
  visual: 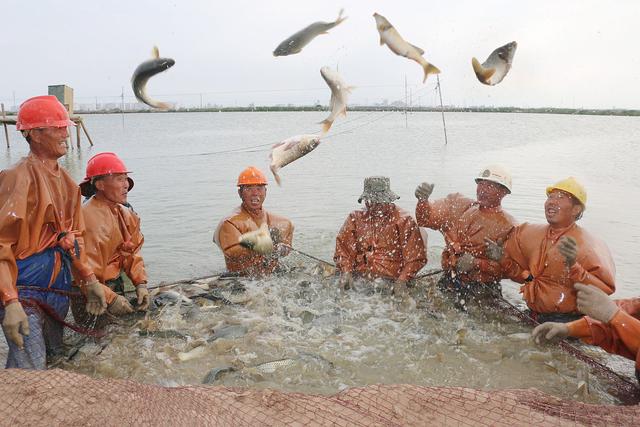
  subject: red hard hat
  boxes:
[80,152,134,197]
[16,95,75,131]
[237,166,268,186]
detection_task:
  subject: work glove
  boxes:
[484,238,504,262]
[107,295,135,316]
[455,253,475,273]
[135,285,150,311]
[532,322,569,344]
[339,272,353,291]
[392,279,408,297]
[269,227,282,245]
[414,182,435,201]
[558,236,578,267]
[85,279,108,316]
[2,301,29,349]
[575,283,618,323]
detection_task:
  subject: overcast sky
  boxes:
[1,0,639,109]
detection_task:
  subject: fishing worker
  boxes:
[334,176,427,295]
[214,166,294,276]
[532,283,640,384]
[414,165,517,306]
[0,96,107,369]
[486,177,615,323]
[71,152,149,324]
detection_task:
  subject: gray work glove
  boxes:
[532,322,569,344]
[415,182,435,201]
[484,238,504,262]
[558,236,578,267]
[85,279,108,316]
[135,285,150,311]
[2,301,29,349]
[339,272,353,291]
[455,253,475,273]
[575,283,618,323]
[107,295,135,316]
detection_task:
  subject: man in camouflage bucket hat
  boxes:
[334,177,427,296]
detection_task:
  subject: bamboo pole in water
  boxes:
[1,104,9,148]
[76,119,81,148]
[79,119,94,146]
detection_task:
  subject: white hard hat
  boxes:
[475,165,512,193]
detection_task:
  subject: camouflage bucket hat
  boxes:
[358,176,400,204]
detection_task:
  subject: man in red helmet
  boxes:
[214,166,294,276]
[70,152,149,323]
[0,96,106,369]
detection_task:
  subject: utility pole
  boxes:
[404,75,408,128]
[436,75,448,145]
[200,93,203,109]
[121,87,125,128]
[95,96,98,111]
[12,91,16,112]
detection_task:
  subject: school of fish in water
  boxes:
[130,10,518,184]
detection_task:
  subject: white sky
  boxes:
[1,0,639,109]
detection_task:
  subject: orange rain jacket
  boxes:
[501,223,615,314]
[416,194,516,283]
[334,206,427,281]
[82,196,147,304]
[567,298,640,376]
[0,154,94,306]
[214,205,293,276]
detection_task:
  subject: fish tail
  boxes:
[320,119,333,134]
[471,57,496,84]
[270,165,282,186]
[335,8,347,25]
[422,62,441,83]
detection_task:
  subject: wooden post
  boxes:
[1,103,9,148]
[79,119,94,146]
[76,119,81,148]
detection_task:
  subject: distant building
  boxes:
[48,85,74,114]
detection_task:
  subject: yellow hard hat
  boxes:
[546,177,587,206]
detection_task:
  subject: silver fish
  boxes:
[131,46,175,110]
[319,67,352,133]
[273,9,347,56]
[269,134,322,185]
[471,41,517,86]
[249,358,296,374]
[373,13,440,83]
[238,222,273,254]
[206,325,248,343]
[202,366,236,384]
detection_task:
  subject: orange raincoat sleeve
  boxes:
[334,212,358,273]
[397,210,427,281]
[415,193,473,232]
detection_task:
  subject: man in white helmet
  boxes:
[414,165,517,307]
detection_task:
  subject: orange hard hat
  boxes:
[237,166,268,186]
[80,152,134,197]
[16,95,75,131]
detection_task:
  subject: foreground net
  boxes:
[1,369,638,426]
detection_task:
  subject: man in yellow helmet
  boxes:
[486,177,615,323]
[214,166,294,276]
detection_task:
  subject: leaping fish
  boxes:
[238,222,273,255]
[319,66,352,134]
[273,9,347,57]
[472,41,517,86]
[269,134,322,186]
[373,13,440,83]
[131,46,175,110]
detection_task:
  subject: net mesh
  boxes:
[1,368,639,426]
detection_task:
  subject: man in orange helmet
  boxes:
[0,96,106,369]
[214,166,294,276]
[486,177,615,323]
[334,176,427,296]
[70,152,149,324]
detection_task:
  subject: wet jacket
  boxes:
[567,298,640,379]
[334,205,427,281]
[0,154,93,306]
[83,196,147,304]
[214,205,293,276]
[501,222,615,314]
[416,194,516,283]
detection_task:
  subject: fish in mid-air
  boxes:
[273,9,347,56]
[238,222,273,254]
[319,66,352,133]
[373,13,440,83]
[131,46,175,110]
[471,41,517,85]
[269,134,322,185]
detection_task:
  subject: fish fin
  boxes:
[340,106,347,117]
[154,101,172,111]
[319,119,333,134]
[152,46,160,59]
[471,57,495,84]
[335,8,347,26]
[410,43,425,55]
[422,62,441,83]
[270,165,282,186]
[345,86,355,94]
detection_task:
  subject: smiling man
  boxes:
[214,166,293,276]
[486,177,615,322]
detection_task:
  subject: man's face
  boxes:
[30,126,69,159]
[476,179,509,208]
[544,189,581,227]
[239,185,267,210]
[95,173,130,205]
[365,200,394,216]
